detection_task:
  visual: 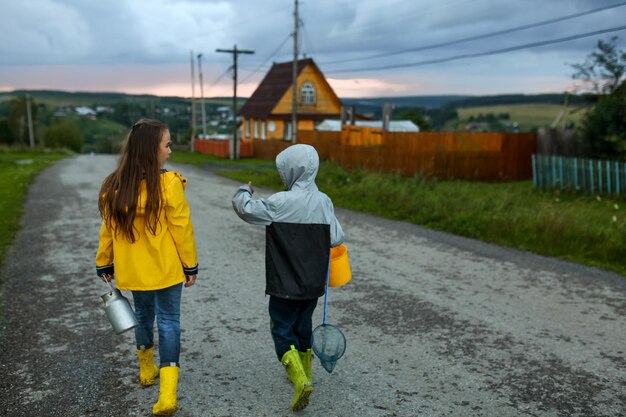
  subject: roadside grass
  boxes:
[0,148,70,270]
[171,151,626,277]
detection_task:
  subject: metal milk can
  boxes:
[101,280,138,334]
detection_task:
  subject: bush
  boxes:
[581,95,626,159]
[0,118,15,145]
[44,120,84,152]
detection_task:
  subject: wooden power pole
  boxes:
[216,45,254,160]
[25,94,35,148]
[190,50,196,152]
[292,0,299,143]
[197,54,207,139]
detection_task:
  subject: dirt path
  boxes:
[1,154,624,417]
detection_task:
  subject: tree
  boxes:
[393,107,430,131]
[571,36,626,159]
[571,36,626,95]
[0,118,16,145]
[580,95,626,159]
[45,120,84,152]
[425,106,458,131]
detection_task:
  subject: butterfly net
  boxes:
[311,323,346,373]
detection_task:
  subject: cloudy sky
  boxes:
[1,0,625,98]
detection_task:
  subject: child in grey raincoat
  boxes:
[232,144,344,412]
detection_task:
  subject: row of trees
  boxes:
[0,98,84,151]
[0,98,196,153]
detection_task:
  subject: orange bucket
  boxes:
[329,244,352,287]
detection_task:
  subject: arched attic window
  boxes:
[300,82,316,106]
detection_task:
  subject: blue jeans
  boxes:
[132,283,183,367]
[269,296,318,360]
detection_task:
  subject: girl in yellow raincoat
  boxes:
[96,118,198,416]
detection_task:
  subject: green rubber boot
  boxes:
[282,345,313,412]
[137,347,159,386]
[299,349,313,385]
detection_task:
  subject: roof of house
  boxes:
[239,58,316,119]
[75,106,96,116]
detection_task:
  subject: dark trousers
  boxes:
[269,296,318,360]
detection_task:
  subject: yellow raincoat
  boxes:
[96,171,198,291]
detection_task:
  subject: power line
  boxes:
[240,33,292,84]
[300,19,318,58]
[327,24,626,74]
[321,1,626,66]
[205,67,233,93]
[316,0,472,36]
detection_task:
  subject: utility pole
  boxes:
[25,94,35,148]
[291,0,299,143]
[216,45,254,160]
[197,53,207,139]
[190,50,196,151]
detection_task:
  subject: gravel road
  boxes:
[0,154,624,417]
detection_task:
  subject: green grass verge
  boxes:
[0,149,70,270]
[171,151,626,277]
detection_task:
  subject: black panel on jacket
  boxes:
[266,222,331,300]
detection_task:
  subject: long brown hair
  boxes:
[98,119,168,242]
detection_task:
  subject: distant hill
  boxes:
[341,93,583,109]
[335,93,585,119]
[0,90,243,107]
[341,95,471,110]
[447,94,586,108]
[0,89,584,112]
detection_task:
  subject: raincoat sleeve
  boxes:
[232,184,275,226]
[95,220,115,277]
[328,200,345,247]
[165,173,198,275]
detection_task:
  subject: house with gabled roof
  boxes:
[240,58,342,141]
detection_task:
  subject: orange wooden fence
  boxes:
[194,138,254,158]
[252,128,537,181]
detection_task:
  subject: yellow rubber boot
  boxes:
[299,349,313,385]
[282,345,313,412]
[152,366,179,416]
[137,348,159,386]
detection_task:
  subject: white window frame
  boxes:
[244,119,250,138]
[300,82,316,106]
[253,120,259,138]
[261,121,266,140]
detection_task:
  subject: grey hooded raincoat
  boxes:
[232,144,345,299]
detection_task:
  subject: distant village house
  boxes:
[75,106,96,119]
[239,58,342,141]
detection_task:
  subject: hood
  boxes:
[275,144,319,191]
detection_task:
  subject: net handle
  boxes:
[323,256,330,325]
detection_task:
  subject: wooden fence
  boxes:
[252,128,537,181]
[532,154,626,195]
[536,128,584,156]
[194,138,253,158]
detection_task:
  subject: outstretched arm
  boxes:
[232,182,275,226]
